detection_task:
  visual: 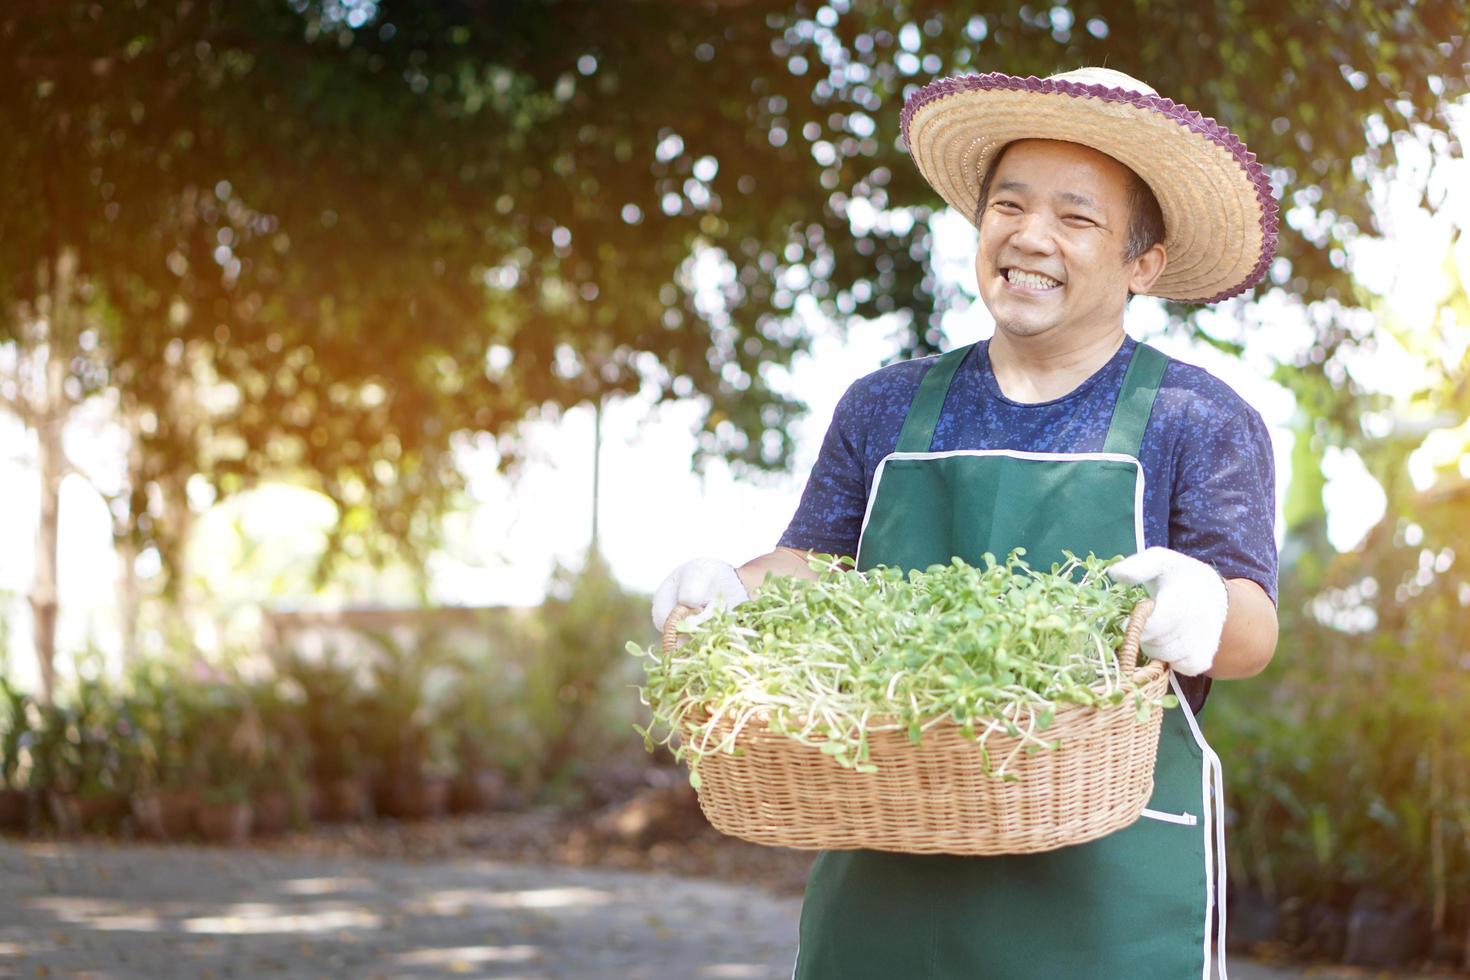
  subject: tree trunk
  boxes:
[30,409,63,702]
[27,249,81,702]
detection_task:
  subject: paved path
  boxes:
[2,841,799,979]
[0,841,1453,979]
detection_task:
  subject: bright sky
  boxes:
[1,106,1467,688]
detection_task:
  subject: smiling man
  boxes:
[981,140,1165,349]
[652,67,1281,978]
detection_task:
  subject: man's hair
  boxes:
[974,142,1166,262]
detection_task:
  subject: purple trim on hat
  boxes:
[900,73,1280,304]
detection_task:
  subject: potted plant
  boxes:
[448,732,509,814]
[115,695,165,839]
[0,675,36,832]
[279,648,374,822]
[24,659,133,836]
[195,781,253,845]
[122,656,201,839]
[363,630,455,821]
[245,678,313,836]
[67,665,131,833]
[29,701,83,834]
[523,555,652,806]
[196,678,266,846]
[444,644,520,814]
[188,677,261,846]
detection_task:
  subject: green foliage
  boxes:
[25,702,81,797]
[24,656,136,800]
[360,628,459,778]
[520,552,654,799]
[1,555,657,820]
[1212,498,1470,929]
[632,551,1157,782]
[242,674,312,798]
[3,0,1464,594]
[275,646,374,783]
[121,654,198,791]
[184,675,266,804]
[0,674,33,790]
[443,632,536,780]
[1211,252,1470,940]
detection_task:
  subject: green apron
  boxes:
[793,342,1229,980]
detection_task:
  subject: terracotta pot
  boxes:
[44,791,83,835]
[250,788,294,836]
[1303,902,1348,961]
[157,788,200,839]
[76,793,129,833]
[195,800,253,846]
[1343,889,1429,968]
[1226,887,1281,952]
[0,788,32,832]
[129,792,167,839]
[317,777,371,822]
[450,768,507,814]
[304,781,323,821]
[379,770,450,821]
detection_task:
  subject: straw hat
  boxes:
[900,67,1280,304]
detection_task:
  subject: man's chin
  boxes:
[993,317,1057,339]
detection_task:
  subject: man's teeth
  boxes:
[1006,269,1061,289]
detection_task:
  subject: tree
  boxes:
[1205,223,1470,956]
[2,0,1465,694]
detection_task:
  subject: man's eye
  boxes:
[991,200,1020,211]
[1064,214,1096,225]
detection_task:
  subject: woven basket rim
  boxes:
[686,662,1172,855]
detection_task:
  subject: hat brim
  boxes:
[901,73,1280,304]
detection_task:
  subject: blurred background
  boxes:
[1,0,1468,975]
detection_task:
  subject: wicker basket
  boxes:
[660,599,1167,856]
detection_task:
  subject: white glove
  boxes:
[651,558,750,632]
[1108,547,1228,677]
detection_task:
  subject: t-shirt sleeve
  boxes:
[1168,403,1279,604]
[776,382,872,557]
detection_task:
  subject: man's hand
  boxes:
[1108,547,1227,677]
[651,558,750,632]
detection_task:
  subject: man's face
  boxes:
[974,139,1148,342]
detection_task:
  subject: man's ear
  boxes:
[1127,243,1167,295]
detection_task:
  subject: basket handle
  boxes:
[661,603,699,653]
[1119,599,1156,676]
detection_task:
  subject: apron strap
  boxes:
[894,341,1166,457]
[1102,342,1168,458]
[894,344,974,453]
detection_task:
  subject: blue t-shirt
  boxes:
[776,335,1279,713]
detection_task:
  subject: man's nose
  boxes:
[1009,212,1058,253]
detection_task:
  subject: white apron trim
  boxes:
[856,449,1147,563]
[1170,670,1230,980]
[1141,807,1199,827]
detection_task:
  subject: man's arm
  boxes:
[1208,577,1278,680]
[735,546,827,595]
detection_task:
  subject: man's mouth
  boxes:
[1003,268,1063,291]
